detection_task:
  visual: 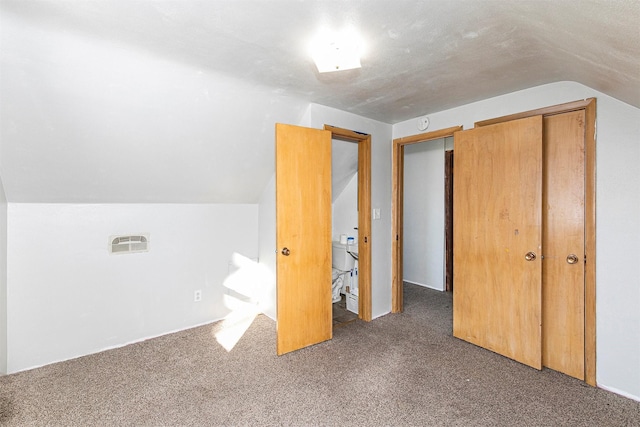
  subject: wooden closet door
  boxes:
[453,116,543,369]
[542,110,586,379]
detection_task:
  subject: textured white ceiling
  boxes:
[3,0,639,122]
[1,0,639,203]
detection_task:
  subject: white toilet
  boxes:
[332,241,357,303]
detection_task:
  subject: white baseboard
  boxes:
[597,383,640,402]
[403,279,444,292]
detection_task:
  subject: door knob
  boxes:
[566,254,579,264]
[281,247,290,256]
[524,251,537,261]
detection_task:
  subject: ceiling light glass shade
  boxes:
[310,28,363,73]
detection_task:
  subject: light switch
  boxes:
[373,208,381,220]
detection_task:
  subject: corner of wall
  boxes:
[0,174,8,374]
[298,104,313,128]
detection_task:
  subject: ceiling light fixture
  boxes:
[310,28,363,73]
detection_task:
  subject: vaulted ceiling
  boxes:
[1,0,639,203]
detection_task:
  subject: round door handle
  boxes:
[281,247,290,256]
[566,254,579,264]
[524,251,537,261]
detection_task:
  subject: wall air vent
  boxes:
[110,234,149,254]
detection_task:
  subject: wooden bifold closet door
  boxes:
[453,111,587,380]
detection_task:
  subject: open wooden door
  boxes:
[275,123,332,355]
[453,116,543,369]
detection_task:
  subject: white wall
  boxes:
[0,176,7,374]
[393,81,640,401]
[403,139,445,290]
[309,104,393,318]
[258,175,277,320]
[6,203,258,373]
[332,173,359,243]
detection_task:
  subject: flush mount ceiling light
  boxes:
[310,28,363,73]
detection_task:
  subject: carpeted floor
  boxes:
[1,283,639,426]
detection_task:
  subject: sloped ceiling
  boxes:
[1,0,639,203]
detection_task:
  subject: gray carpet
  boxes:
[1,284,639,426]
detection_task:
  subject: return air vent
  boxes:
[110,234,149,254]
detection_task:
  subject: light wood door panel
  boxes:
[276,123,332,355]
[453,116,543,369]
[542,111,586,379]
[474,99,595,384]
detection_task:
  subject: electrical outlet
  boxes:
[194,290,202,302]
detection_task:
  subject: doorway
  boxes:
[330,135,359,327]
[402,137,452,293]
[275,123,372,356]
[391,126,462,312]
[325,125,372,322]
